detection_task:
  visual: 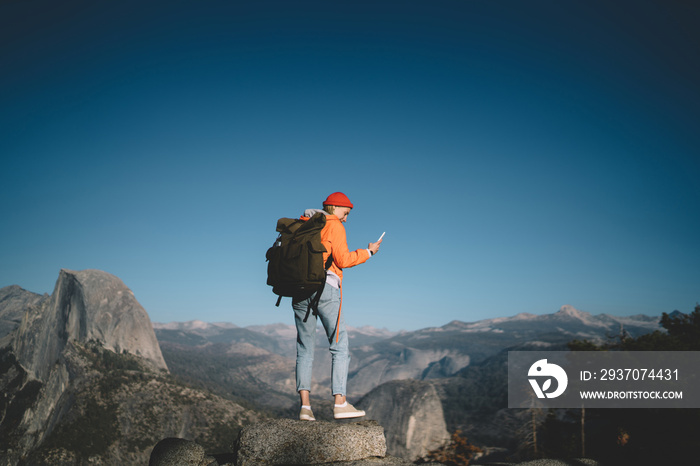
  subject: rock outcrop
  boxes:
[149,437,216,466]
[357,379,451,461]
[13,268,167,380]
[0,337,259,464]
[149,419,425,465]
[233,419,391,465]
[0,284,46,340]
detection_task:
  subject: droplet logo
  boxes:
[528,359,568,398]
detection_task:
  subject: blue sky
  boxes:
[2,0,698,331]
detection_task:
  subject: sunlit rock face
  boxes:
[13,268,167,380]
[357,379,450,461]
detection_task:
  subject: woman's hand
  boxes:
[368,239,382,255]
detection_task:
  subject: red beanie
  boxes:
[323,192,354,208]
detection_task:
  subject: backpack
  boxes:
[266,212,333,321]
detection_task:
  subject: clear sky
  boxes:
[2,1,698,331]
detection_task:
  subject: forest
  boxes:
[541,304,700,465]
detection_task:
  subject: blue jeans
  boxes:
[293,285,349,396]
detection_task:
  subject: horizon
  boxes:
[4,270,671,332]
[2,1,698,331]
[4,273,670,333]
[131,300,668,333]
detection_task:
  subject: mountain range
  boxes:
[151,303,662,460]
[154,304,659,400]
[0,269,664,464]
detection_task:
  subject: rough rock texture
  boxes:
[0,284,46,340]
[323,458,414,465]
[149,437,216,466]
[0,336,259,464]
[486,460,600,466]
[13,268,167,380]
[233,419,387,465]
[357,379,451,461]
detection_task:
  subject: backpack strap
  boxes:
[303,280,325,322]
[302,254,334,322]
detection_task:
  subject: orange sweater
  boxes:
[299,213,370,285]
[320,214,371,284]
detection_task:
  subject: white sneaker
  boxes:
[333,402,366,419]
[299,406,316,421]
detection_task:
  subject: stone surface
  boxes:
[326,457,415,465]
[0,285,45,340]
[357,379,450,461]
[149,437,216,466]
[233,419,387,465]
[484,460,600,466]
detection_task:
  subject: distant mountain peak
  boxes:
[556,304,589,318]
[347,325,397,338]
[153,320,238,331]
[183,320,210,329]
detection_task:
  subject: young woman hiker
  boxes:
[293,192,382,421]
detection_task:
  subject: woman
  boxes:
[293,192,382,421]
